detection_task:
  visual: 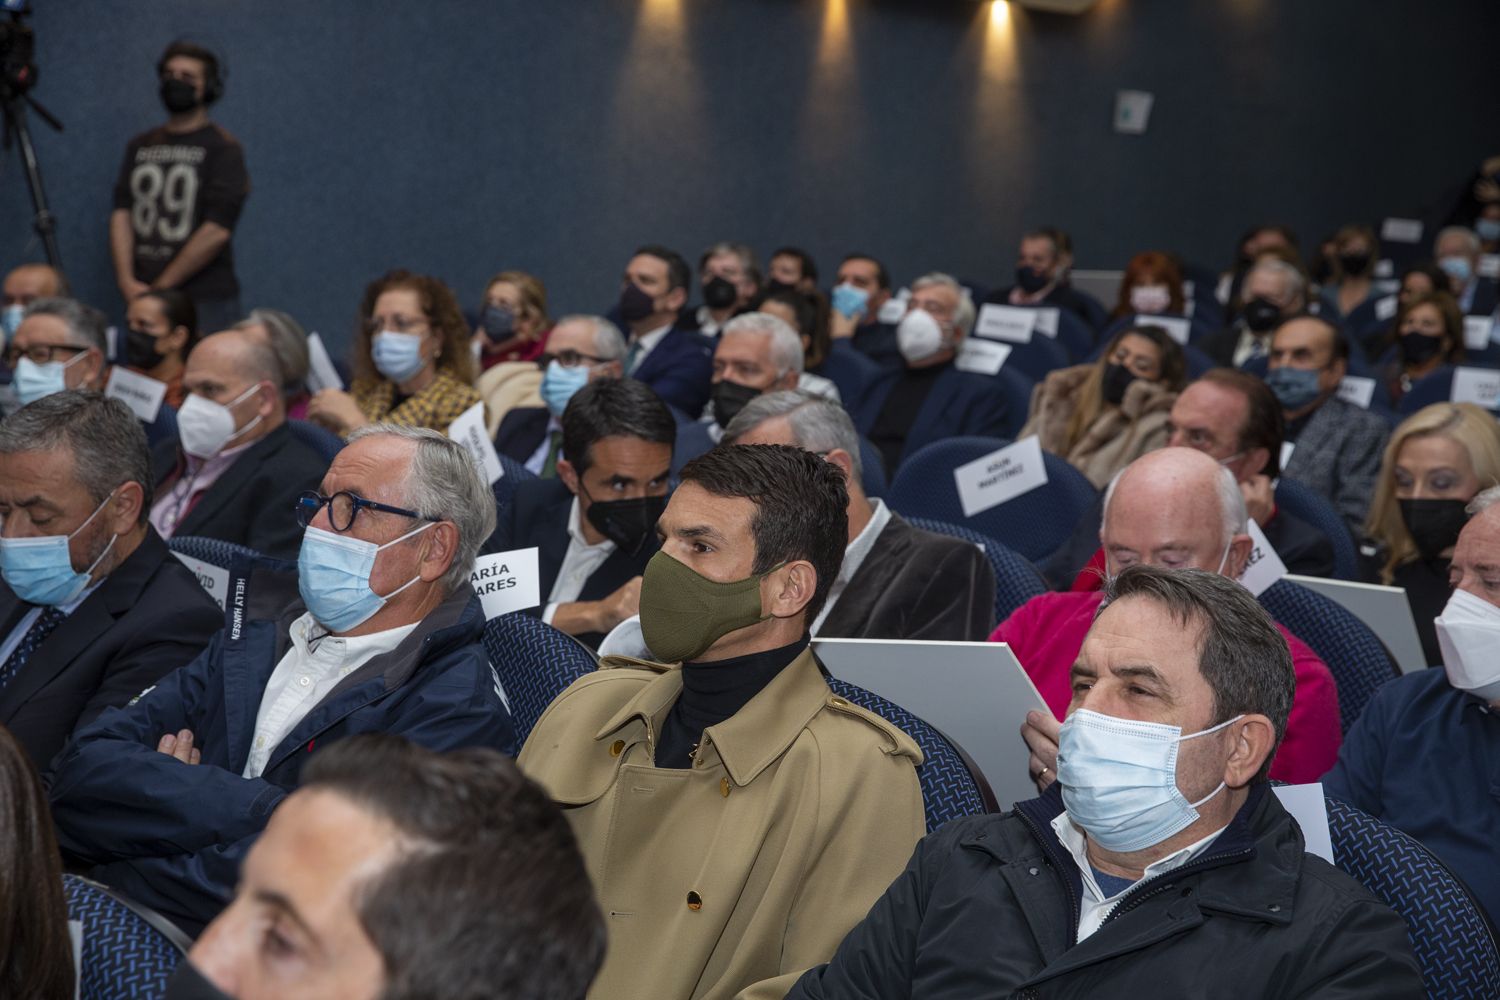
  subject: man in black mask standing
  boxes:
[110,41,250,337]
[485,378,675,648]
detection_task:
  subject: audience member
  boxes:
[151,330,329,559]
[49,424,513,934]
[472,270,551,371]
[1266,316,1390,532]
[1199,258,1307,367]
[706,312,806,436]
[1325,487,1500,927]
[121,288,198,408]
[1357,261,1447,362]
[767,246,819,295]
[233,307,312,418]
[110,40,250,335]
[856,272,1010,476]
[0,725,74,1000]
[1217,223,1299,310]
[486,379,673,648]
[1360,402,1500,664]
[759,285,874,408]
[1111,250,1186,319]
[494,314,627,476]
[1434,225,1497,316]
[616,245,715,417]
[726,390,996,639]
[1382,290,1464,406]
[997,448,1341,783]
[308,270,480,437]
[6,298,109,408]
[170,734,603,1000]
[984,226,1103,327]
[694,242,760,337]
[790,566,1420,998]
[1319,224,1382,320]
[0,391,220,768]
[1020,324,1187,488]
[520,444,923,1000]
[1,263,66,343]
[829,252,900,369]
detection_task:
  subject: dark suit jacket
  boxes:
[151,423,329,561]
[819,512,997,641]
[1196,322,1265,368]
[855,364,1014,471]
[849,321,901,371]
[494,406,552,464]
[983,284,1106,331]
[811,341,882,413]
[630,326,715,418]
[483,478,660,647]
[0,528,222,770]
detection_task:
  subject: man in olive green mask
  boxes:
[519,444,925,1000]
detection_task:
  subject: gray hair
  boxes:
[23,297,107,353]
[1101,461,1247,548]
[1468,484,1500,515]
[911,272,977,337]
[1245,258,1306,302]
[0,390,153,522]
[722,389,863,482]
[553,314,626,362]
[235,308,311,398]
[701,241,760,277]
[720,313,805,375]
[346,424,497,594]
[1099,565,1295,779]
[1435,225,1481,256]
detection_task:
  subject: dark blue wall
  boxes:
[3,0,1498,353]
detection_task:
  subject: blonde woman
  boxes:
[472,270,551,370]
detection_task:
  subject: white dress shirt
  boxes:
[0,581,102,666]
[541,497,616,626]
[1050,810,1227,941]
[242,612,418,778]
[625,323,673,375]
[811,499,892,635]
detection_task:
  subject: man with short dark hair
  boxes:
[982,227,1105,329]
[171,734,605,1000]
[486,378,675,647]
[521,444,924,1000]
[1265,316,1390,533]
[768,246,819,294]
[1,263,67,345]
[616,245,714,417]
[829,253,899,369]
[0,391,221,768]
[790,564,1421,999]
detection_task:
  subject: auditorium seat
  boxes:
[481,612,596,747]
[492,453,538,523]
[287,418,345,463]
[906,516,1046,624]
[1274,478,1359,581]
[65,874,190,1000]
[166,534,263,571]
[989,332,1071,383]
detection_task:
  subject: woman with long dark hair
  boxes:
[0,725,74,1000]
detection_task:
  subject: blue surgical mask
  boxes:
[1057,708,1243,853]
[1477,219,1500,243]
[0,490,118,606]
[1439,255,1474,285]
[1,304,23,342]
[539,360,590,418]
[371,331,427,383]
[1264,366,1323,411]
[14,351,88,407]
[297,522,433,633]
[831,283,870,320]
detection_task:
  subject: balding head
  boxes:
[1101,448,1252,580]
[3,264,67,308]
[182,331,287,448]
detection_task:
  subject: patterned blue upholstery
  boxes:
[287,418,344,462]
[64,875,190,1000]
[1324,794,1500,998]
[1275,477,1359,581]
[492,453,538,523]
[887,436,1099,562]
[482,612,597,746]
[906,516,1046,625]
[825,677,994,833]
[857,436,889,498]
[167,535,265,571]
[1258,579,1398,733]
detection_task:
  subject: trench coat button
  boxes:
[720,778,731,797]
[687,890,703,910]
[609,740,625,757]
[828,696,849,708]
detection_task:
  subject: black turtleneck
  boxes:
[869,362,946,477]
[655,637,809,769]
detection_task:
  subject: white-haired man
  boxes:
[1199,259,1307,367]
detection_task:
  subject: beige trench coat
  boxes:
[518,649,925,1000]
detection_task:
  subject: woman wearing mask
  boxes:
[471,270,551,371]
[1111,251,1186,320]
[1382,291,1464,406]
[307,269,479,436]
[1319,224,1382,320]
[0,726,75,1000]
[1361,402,1500,664]
[1018,325,1187,488]
[120,289,198,408]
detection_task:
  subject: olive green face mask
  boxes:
[639,550,775,663]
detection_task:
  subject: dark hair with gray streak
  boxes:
[0,390,153,523]
[22,298,107,353]
[1099,565,1294,780]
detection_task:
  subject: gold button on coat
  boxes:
[686,891,703,910]
[720,778,731,797]
[609,740,625,757]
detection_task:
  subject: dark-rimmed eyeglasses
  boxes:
[295,491,432,532]
[2,343,89,367]
[539,349,607,369]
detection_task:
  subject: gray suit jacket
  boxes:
[1283,397,1391,534]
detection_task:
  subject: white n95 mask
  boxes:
[1435,589,1500,702]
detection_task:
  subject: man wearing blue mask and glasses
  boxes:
[5,297,109,409]
[50,423,515,936]
[788,565,1421,999]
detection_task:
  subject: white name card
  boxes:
[447,401,503,485]
[1336,375,1377,410]
[105,325,119,361]
[975,304,1036,344]
[953,436,1048,517]
[1374,258,1395,280]
[1479,254,1500,280]
[1138,314,1191,345]
[1380,217,1424,244]
[955,339,1013,376]
[1273,783,1334,864]
[172,552,231,610]
[104,366,167,423]
[1239,519,1288,597]
[878,292,909,326]
[1373,295,1398,322]
[1451,366,1500,410]
[305,332,344,392]
[1033,308,1060,338]
[1279,441,1296,472]
[1463,316,1494,352]
[470,548,541,619]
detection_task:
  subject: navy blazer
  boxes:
[494,406,552,465]
[630,326,715,417]
[811,341,882,413]
[855,364,1015,472]
[849,321,902,371]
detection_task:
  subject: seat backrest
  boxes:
[286,418,345,463]
[824,677,994,833]
[857,436,889,498]
[888,436,1099,563]
[167,534,264,571]
[1275,477,1359,581]
[992,334,1071,383]
[481,612,597,745]
[906,516,1045,625]
[1324,794,1500,997]
[1398,366,1460,416]
[1050,308,1097,362]
[1258,579,1397,733]
[65,875,190,1000]
[492,453,539,522]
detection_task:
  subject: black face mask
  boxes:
[1015,266,1050,294]
[1242,297,1282,334]
[711,379,761,429]
[480,304,514,343]
[764,278,795,296]
[1399,331,1444,366]
[1338,252,1372,277]
[586,492,669,555]
[163,960,236,1000]
[1100,363,1137,406]
[703,275,737,310]
[618,283,657,323]
[160,77,202,115]
[1399,498,1470,562]
[124,327,168,369]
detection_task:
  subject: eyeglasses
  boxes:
[539,349,607,369]
[2,343,88,367]
[295,490,432,532]
[365,315,429,336]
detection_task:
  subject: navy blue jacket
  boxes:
[855,364,1016,471]
[810,340,882,413]
[48,583,514,935]
[630,326,714,418]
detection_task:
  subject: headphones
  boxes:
[157,39,226,106]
